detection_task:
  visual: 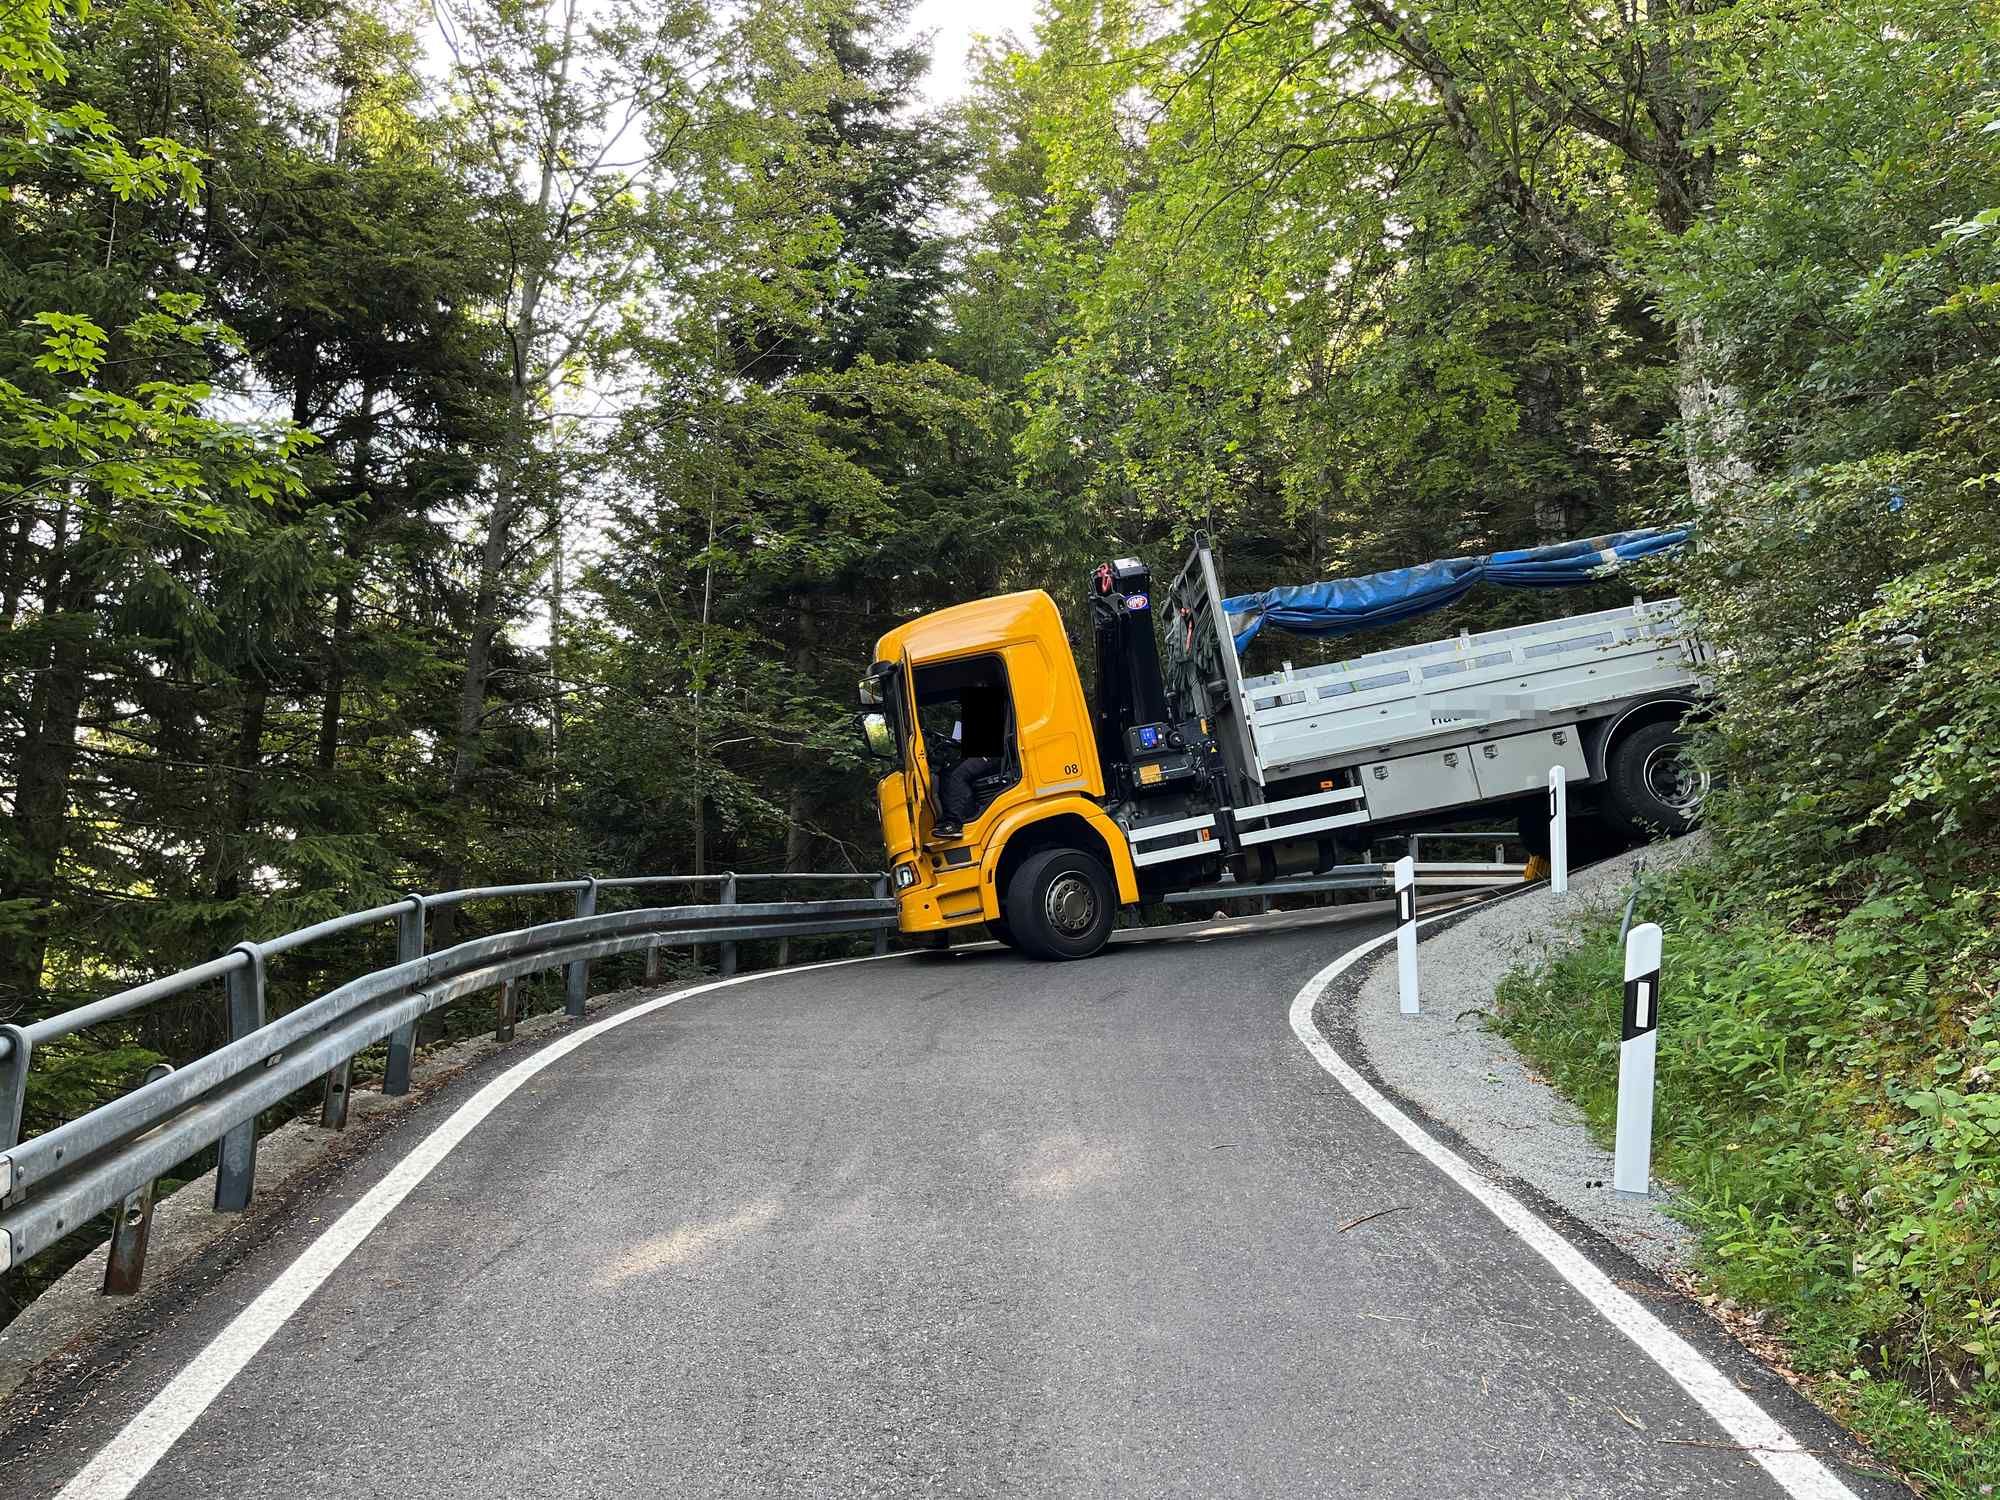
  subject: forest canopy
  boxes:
[1,0,1991,983]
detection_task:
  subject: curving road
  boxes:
[3,905,1900,1498]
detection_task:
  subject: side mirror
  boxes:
[857,711,896,762]
[858,661,894,706]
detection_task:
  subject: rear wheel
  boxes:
[1005,847,1115,961]
[1605,722,1708,837]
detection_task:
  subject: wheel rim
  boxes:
[1640,742,1710,814]
[1043,871,1100,937]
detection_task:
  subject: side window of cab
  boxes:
[912,654,1021,818]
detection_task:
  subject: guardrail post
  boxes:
[719,873,739,978]
[496,978,517,1043]
[1,1023,31,1153]
[644,941,661,984]
[872,875,890,956]
[567,876,599,1018]
[1,1023,31,1206]
[383,893,425,1097]
[214,945,267,1212]
[320,1057,352,1131]
[104,1061,173,1294]
[1615,921,1664,1196]
[1548,765,1569,895]
[1394,856,1419,1016]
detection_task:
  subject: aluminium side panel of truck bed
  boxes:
[1241,599,1706,777]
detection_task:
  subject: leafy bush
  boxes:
[1495,864,2000,1493]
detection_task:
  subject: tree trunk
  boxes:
[434,359,537,946]
[210,685,269,910]
[2,512,93,1011]
[1674,316,1758,511]
[547,515,563,823]
[317,388,378,777]
[1649,133,1757,512]
[445,415,530,807]
[0,509,35,627]
[784,784,814,871]
[691,423,719,880]
[317,573,356,776]
[437,0,586,899]
[440,11,569,890]
[782,596,819,871]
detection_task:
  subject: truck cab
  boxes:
[859,590,1142,958]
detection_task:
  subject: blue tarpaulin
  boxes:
[1222,527,1689,653]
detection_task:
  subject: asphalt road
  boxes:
[4,907,1901,1498]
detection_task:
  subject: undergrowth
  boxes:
[1494,861,2000,1495]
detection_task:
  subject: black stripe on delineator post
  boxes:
[1622,969,1660,1042]
[1397,886,1414,924]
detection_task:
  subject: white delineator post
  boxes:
[1614,921,1664,1196]
[1548,764,1569,895]
[1395,855,1419,1015]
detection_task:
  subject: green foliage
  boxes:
[1495,865,2000,1492]
[1003,0,2000,1480]
[0,0,204,202]
[1,299,314,534]
[1012,0,1686,664]
[0,0,310,538]
[0,0,509,1186]
[1653,5,2000,905]
[573,1,1052,878]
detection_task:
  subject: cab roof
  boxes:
[872,589,1064,666]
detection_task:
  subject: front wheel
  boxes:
[1005,848,1115,961]
[1605,722,1709,837]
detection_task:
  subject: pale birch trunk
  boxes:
[1673,316,1758,511]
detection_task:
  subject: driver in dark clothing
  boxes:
[933,691,1004,840]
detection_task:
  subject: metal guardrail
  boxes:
[0,871,893,1285]
[1161,858,1526,905]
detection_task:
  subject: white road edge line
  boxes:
[53,950,908,1500]
[1289,915,1861,1500]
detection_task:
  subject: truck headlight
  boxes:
[893,862,918,890]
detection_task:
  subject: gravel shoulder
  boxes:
[1349,835,1706,1277]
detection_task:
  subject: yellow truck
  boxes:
[857,534,1707,960]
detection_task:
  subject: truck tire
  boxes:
[1604,722,1708,837]
[1005,848,1115,961]
[1516,803,1552,858]
[986,918,1020,950]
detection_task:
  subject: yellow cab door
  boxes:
[899,648,935,837]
